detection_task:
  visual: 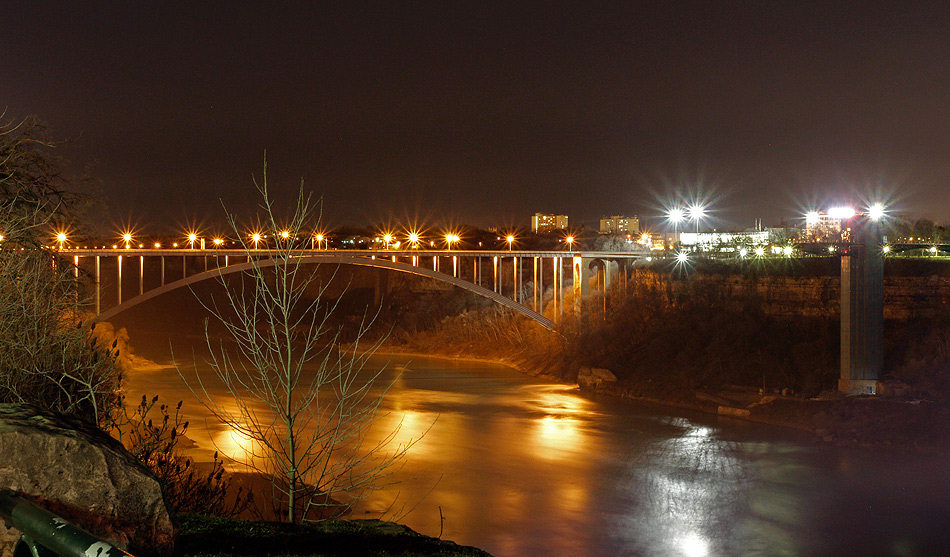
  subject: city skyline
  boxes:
[5,3,950,231]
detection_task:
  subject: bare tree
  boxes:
[0,113,123,427]
[178,164,421,523]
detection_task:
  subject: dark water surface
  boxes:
[124,349,950,557]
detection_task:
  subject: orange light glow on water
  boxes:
[214,427,258,465]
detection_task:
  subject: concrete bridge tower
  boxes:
[839,214,884,394]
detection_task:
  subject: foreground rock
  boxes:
[0,403,175,557]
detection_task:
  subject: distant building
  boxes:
[531,213,568,233]
[599,215,640,235]
[678,228,804,252]
[804,211,850,242]
[679,230,768,247]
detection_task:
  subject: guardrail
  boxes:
[0,491,133,557]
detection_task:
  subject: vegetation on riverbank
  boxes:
[394,261,950,450]
[175,514,490,557]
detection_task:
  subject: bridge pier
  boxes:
[94,256,101,315]
[839,216,884,395]
[572,256,592,315]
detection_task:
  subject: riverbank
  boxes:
[176,513,490,556]
[379,343,950,453]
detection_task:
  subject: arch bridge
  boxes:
[63,248,644,331]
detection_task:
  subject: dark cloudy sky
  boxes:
[5,1,950,233]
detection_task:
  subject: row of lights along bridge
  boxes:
[24,230,578,252]
[2,201,897,254]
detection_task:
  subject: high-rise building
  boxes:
[599,215,640,235]
[531,213,568,233]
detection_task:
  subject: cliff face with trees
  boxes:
[398,258,950,404]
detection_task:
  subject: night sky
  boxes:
[5,2,950,233]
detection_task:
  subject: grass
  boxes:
[175,514,492,557]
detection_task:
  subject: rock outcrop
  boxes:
[0,404,175,557]
[577,367,617,389]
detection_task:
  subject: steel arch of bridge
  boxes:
[92,253,559,330]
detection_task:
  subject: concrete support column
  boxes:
[117,255,123,305]
[839,217,884,395]
[604,260,619,291]
[559,257,565,318]
[533,257,539,311]
[572,256,593,315]
[513,256,518,302]
[94,256,100,315]
[493,256,499,293]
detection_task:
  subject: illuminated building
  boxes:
[531,213,568,233]
[804,210,852,242]
[598,215,640,235]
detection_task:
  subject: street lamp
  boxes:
[251,233,261,249]
[688,204,705,233]
[56,232,67,250]
[565,236,574,251]
[668,208,684,248]
[407,232,420,248]
[188,233,197,249]
[445,233,459,250]
[315,233,324,250]
[506,235,515,251]
[122,233,132,250]
[213,238,224,248]
[383,233,393,249]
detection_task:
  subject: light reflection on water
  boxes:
[125,354,950,556]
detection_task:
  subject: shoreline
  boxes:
[376,344,950,453]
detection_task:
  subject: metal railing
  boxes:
[0,491,133,557]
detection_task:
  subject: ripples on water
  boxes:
[126,353,950,556]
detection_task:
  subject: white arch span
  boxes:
[93,254,557,331]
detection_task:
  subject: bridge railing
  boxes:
[0,491,133,557]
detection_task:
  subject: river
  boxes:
[122,344,950,556]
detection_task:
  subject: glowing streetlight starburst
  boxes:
[868,203,886,221]
[445,233,460,250]
[687,204,706,233]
